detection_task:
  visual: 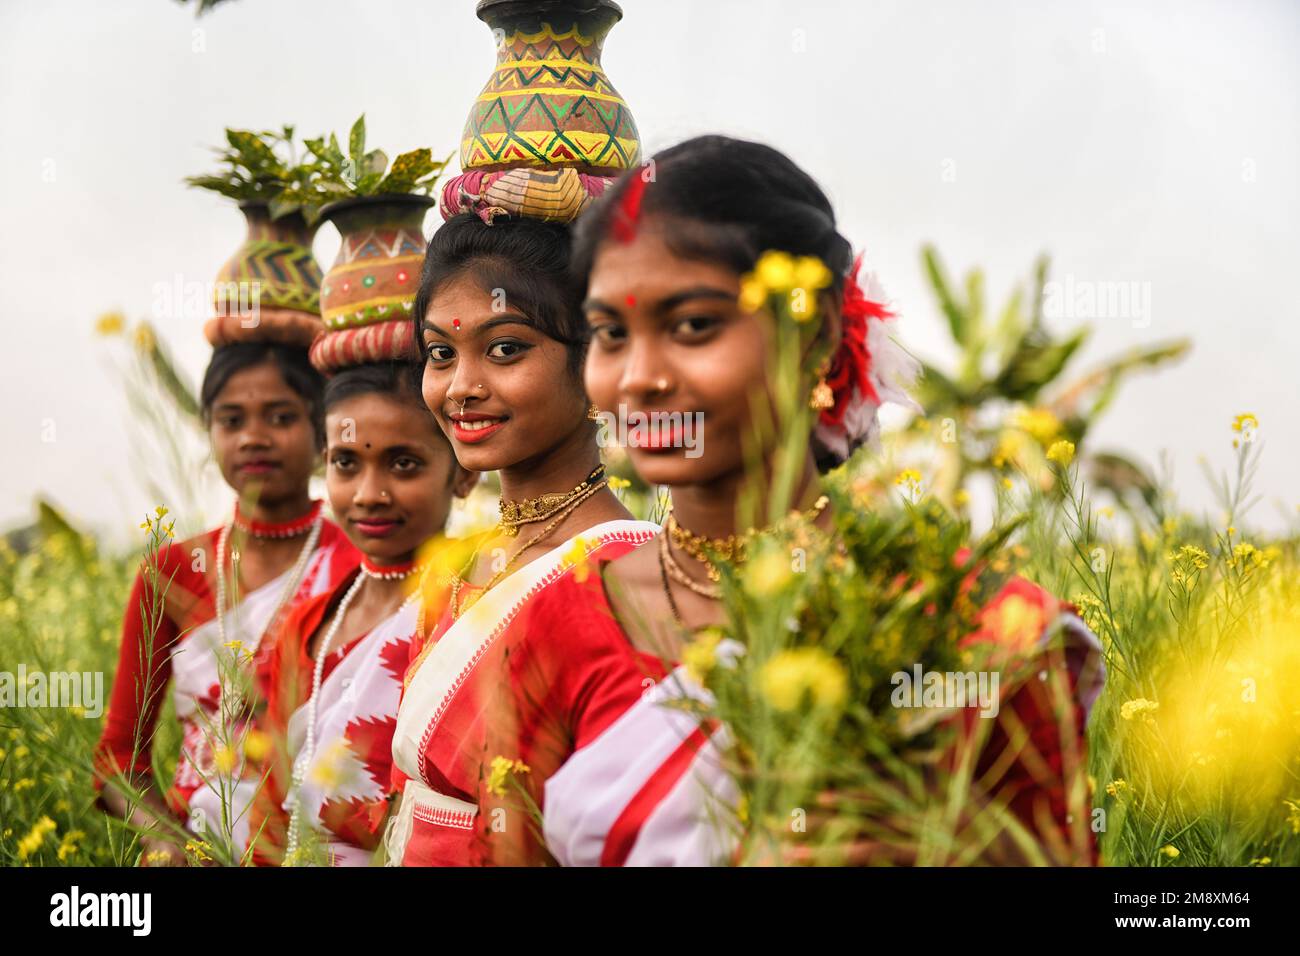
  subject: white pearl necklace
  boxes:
[283,561,418,864]
[215,513,323,656]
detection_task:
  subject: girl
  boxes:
[251,361,475,866]
[384,212,660,866]
[478,135,1107,866]
[94,341,359,865]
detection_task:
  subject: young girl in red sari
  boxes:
[250,360,475,866]
[472,135,1107,866]
[94,336,360,865]
[385,212,659,866]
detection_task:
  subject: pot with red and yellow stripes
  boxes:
[310,193,434,373]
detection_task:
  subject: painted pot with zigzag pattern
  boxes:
[310,194,434,374]
[205,202,324,348]
[463,0,640,175]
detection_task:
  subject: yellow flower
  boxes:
[1046,440,1075,466]
[213,745,236,774]
[133,320,157,354]
[1285,799,1300,835]
[607,476,631,491]
[1013,407,1062,446]
[184,839,213,863]
[754,251,797,291]
[144,849,173,866]
[1001,477,1014,490]
[56,830,85,862]
[242,729,271,763]
[564,536,592,584]
[1229,542,1269,570]
[1160,844,1180,860]
[13,745,28,760]
[682,627,724,685]
[308,739,353,793]
[787,288,817,322]
[13,777,35,793]
[486,756,532,797]
[95,311,126,336]
[953,489,971,507]
[1098,506,1115,520]
[1105,779,1129,798]
[895,468,922,487]
[738,277,768,313]
[17,816,57,860]
[1231,412,1258,434]
[744,549,794,598]
[759,647,847,713]
[1250,857,1272,866]
[1120,697,1159,721]
[155,505,170,519]
[793,255,833,292]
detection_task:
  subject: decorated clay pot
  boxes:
[206,202,324,348]
[309,194,434,373]
[442,0,642,223]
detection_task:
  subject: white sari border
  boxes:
[393,519,659,785]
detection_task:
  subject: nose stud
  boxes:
[655,378,669,392]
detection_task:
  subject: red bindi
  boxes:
[451,317,461,330]
[625,294,636,307]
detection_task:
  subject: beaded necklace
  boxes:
[284,558,420,863]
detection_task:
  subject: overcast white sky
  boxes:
[2,0,1297,545]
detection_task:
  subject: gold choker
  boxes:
[497,464,608,537]
[665,494,831,583]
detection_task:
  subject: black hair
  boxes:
[571,135,853,303]
[322,360,456,478]
[322,360,429,416]
[410,213,588,378]
[200,342,326,448]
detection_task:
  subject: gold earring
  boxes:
[810,360,835,411]
[586,402,600,421]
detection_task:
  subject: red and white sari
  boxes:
[251,570,417,866]
[385,518,660,866]
[94,510,358,853]
[451,563,1108,866]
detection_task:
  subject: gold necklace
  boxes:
[498,464,607,537]
[659,531,723,599]
[451,475,608,618]
[666,494,831,583]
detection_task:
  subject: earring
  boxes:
[586,402,600,421]
[810,359,835,411]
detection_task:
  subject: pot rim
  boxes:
[475,0,623,25]
[320,193,437,221]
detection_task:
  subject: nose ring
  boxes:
[655,378,669,391]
